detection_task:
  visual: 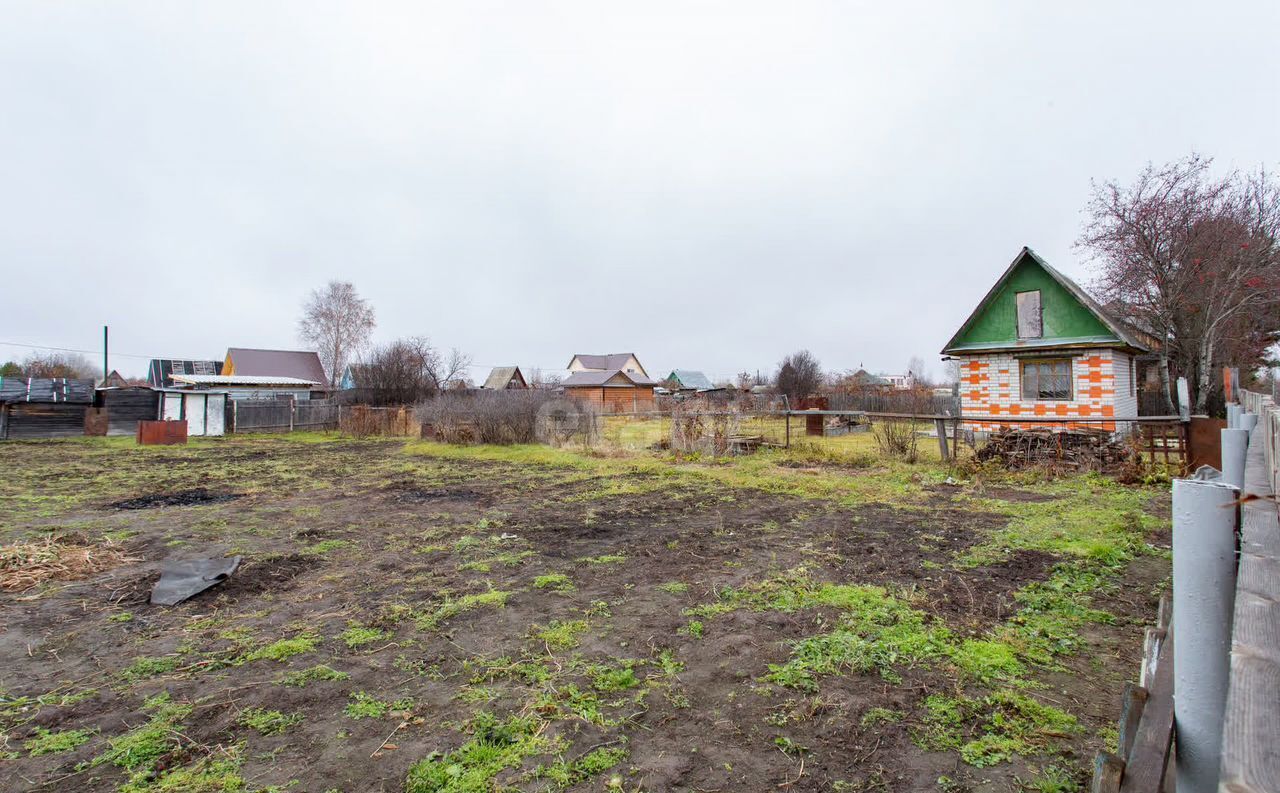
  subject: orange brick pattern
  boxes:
[959,350,1136,433]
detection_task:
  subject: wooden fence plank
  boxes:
[1118,623,1174,793]
[1220,393,1280,793]
[1117,684,1149,759]
[1093,753,1124,793]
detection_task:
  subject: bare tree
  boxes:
[361,337,471,404]
[942,359,961,385]
[906,355,928,387]
[298,281,376,388]
[1078,155,1280,412]
[527,367,561,389]
[775,350,823,402]
[21,352,97,379]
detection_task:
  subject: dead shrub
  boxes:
[340,405,418,438]
[417,391,594,445]
[670,400,743,455]
[0,536,138,593]
[872,417,920,462]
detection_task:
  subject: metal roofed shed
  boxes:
[170,374,320,403]
[156,388,228,436]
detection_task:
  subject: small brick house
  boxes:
[941,247,1151,433]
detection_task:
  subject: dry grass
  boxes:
[0,536,137,592]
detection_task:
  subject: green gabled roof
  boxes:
[941,247,1151,356]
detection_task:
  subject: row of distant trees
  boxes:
[0,352,99,380]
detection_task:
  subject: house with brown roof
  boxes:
[562,352,657,413]
[223,348,330,394]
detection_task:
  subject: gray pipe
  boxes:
[1238,412,1257,433]
[1221,428,1249,490]
[1172,476,1239,793]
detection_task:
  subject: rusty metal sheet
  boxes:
[1187,416,1226,471]
[137,420,188,446]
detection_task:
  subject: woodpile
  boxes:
[976,427,1134,471]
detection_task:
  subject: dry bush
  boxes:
[0,536,137,593]
[340,405,417,438]
[872,417,920,462]
[417,391,597,446]
[670,400,743,455]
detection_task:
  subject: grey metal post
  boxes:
[1221,427,1249,490]
[1172,475,1239,793]
[1238,411,1257,433]
[1226,404,1239,428]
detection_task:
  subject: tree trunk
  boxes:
[1157,353,1174,412]
[1194,332,1215,414]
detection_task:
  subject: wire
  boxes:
[0,340,206,361]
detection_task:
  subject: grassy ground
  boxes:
[0,432,1170,792]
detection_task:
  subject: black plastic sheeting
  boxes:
[150,556,242,606]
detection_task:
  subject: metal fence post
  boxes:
[1226,403,1240,428]
[1172,474,1239,793]
[1221,427,1249,490]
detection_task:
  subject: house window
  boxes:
[1015,291,1042,339]
[1021,358,1073,400]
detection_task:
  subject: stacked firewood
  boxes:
[976,427,1133,471]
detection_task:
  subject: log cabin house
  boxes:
[562,353,658,413]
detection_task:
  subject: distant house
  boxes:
[562,352,658,413]
[223,348,330,395]
[843,370,892,390]
[482,366,528,390]
[567,353,650,379]
[941,247,1151,433]
[664,370,716,392]
[339,363,370,390]
[99,370,130,389]
[880,373,915,390]
[147,359,223,388]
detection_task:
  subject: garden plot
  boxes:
[0,434,1169,792]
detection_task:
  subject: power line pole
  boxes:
[103,325,109,382]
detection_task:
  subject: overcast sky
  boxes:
[2,2,1276,383]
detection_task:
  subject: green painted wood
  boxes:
[949,255,1117,350]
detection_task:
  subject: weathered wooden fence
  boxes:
[1224,390,1280,792]
[228,400,340,433]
